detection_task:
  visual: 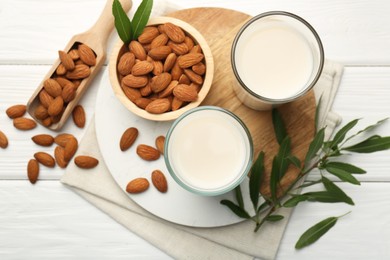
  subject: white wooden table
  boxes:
[1,0,390,259]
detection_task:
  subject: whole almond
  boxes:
[34,152,55,168]
[184,36,195,50]
[56,64,67,76]
[43,78,62,97]
[190,45,202,54]
[48,96,64,116]
[72,105,86,128]
[122,75,148,88]
[164,22,185,43]
[66,64,90,79]
[155,136,165,154]
[64,137,78,161]
[27,159,39,184]
[54,146,68,168]
[120,127,138,151]
[178,74,191,85]
[126,178,150,194]
[150,72,171,93]
[136,144,161,161]
[158,80,178,98]
[122,86,142,102]
[39,90,54,108]
[140,83,152,97]
[6,104,27,119]
[135,98,152,109]
[148,46,172,61]
[131,60,154,76]
[150,33,169,49]
[34,105,49,120]
[168,41,189,55]
[54,133,74,147]
[178,53,204,68]
[78,44,96,66]
[74,155,99,169]
[145,98,171,114]
[171,58,183,80]
[13,117,37,130]
[163,53,177,72]
[192,62,206,75]
[42,117,52,127]
[151,170,168,193]
[138,27,160,44]
[0,130,8,149]
[32,134,54,146]
[62,83,76,103]
[129,40,147,61]
[184,69,203,85]
[173,84,198,102]
[55,77,74,88]
[152,60,163,76]
[68,49,80,60]
[118,52,135,76]
[58,50,75,70]
[171,96,184,111]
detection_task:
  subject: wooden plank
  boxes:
[1,1,390,65]
[0,181,389,259]
[0,181,170,259]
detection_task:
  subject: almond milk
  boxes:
[165,107,252,195]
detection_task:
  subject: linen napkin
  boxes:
[60,59,343,260]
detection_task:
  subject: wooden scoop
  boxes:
[27,0,132,131]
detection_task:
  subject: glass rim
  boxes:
[231,11,325,103]
[164,106,254,196]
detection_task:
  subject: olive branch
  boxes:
[221,107,390,249]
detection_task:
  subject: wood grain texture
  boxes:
[169,8,316,197]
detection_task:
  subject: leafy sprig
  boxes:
[221,108,390,249]
[112,0,153,44]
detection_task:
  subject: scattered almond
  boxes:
[6,104,27,119]
[34,152,55,168]
[0,130,8,149]
[155,136,165,154]
[13,117,37,130]
[27,159,39,184]
[54,133,74,147]
[72,105,86,128]
[120,127,138,151]
[64,136,78,161]
[74,155,99,169]
[32,134,54,147]
[54,146,68,168]
[136,144,160,161]
[126,178,150,194]
[151,170,168,193]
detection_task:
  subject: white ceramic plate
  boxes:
[95,69,255,227]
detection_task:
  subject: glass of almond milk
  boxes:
[164,106,253,196]
[231,11,324,110]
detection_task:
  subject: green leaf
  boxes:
[266,215,284,222]
[249,152,265,210]
[297,179,323,189]
[304,128,325,167]
[330,119,360,149]
[234,186,245,209]
[321,176,354,205]
[305,191,350,204]
[272,108,287,145]
[315,95,323,132]
[270,156,280,201]
[276,137,292,179]
[325,167,361,185]
[287,155,301,168]
[112,0,132,44]
[131,0,153,40]
[283,194,309,207]
[342,136,390,153]
[325,162,366,174]
[346,118,389,143]
[220,200,251,219]
[295,216,338,249]
[257,201,269,213]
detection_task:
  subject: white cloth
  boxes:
[61,60,343,259]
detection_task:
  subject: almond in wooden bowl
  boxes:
[109,17,214,121]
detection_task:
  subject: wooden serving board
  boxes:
[168,8,316,197]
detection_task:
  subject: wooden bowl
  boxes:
[109,17,214,121]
